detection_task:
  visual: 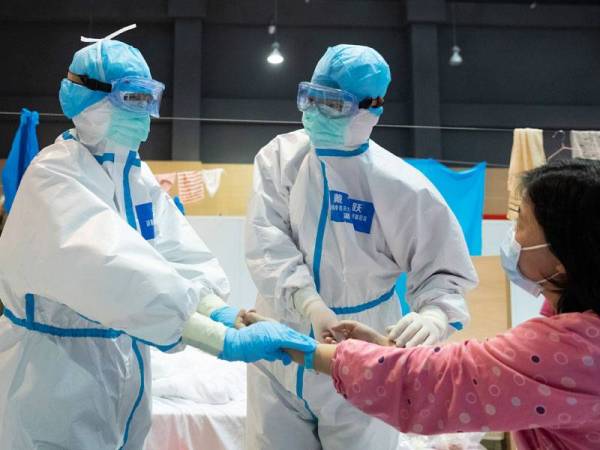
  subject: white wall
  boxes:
[187,216,542,327]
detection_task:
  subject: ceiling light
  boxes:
[449,45,463,66]
[267,42,284,65]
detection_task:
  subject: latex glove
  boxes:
[219,321,317,365]
[304,298,345,343]
[386,306,448,348]
[210,305,242,328]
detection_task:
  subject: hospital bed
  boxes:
[144,348,246,450]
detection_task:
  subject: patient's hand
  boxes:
[238,309,275,327]
[330,321,394,347]
[234,309,249,329]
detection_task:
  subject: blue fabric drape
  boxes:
[2,109,40,213]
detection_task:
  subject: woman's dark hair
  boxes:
[522,158,600,315]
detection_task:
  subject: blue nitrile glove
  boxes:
[210,305,240,328]
[219,322,317,365]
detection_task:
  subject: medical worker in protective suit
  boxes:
[0,26,316,450]
[245,44,478,450]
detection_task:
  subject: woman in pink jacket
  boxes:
[282,159,600,450]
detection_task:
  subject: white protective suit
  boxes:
[245,130,478,450]
[0,129,231,450]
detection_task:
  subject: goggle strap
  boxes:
[358,97,385,109]
[76,74,112,93]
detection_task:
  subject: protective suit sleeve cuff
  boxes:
[182,312,227,356]
[292,287,322,317]
[196,293,228,317]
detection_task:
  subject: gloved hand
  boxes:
[210,305,242,328]
[219,321,318,365]
[304,298,344,343]
[386,305,448,348]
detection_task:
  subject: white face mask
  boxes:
[344,109,379,148]
[500,227,560,298]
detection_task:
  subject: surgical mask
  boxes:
[500,228,559,298]
[302,109,378,150]
[73,98,150,150]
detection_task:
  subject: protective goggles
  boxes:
[297,81,384,118]
[68,72,165,117]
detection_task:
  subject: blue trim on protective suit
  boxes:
[450,322,463,331]
[94,153,116,165]
[296,160,331,423]
[312,161,330,293]
[76,308,181,351]
[8,296,179,348]
[296,327,318,422]
[25,293,35,324]
[61,131,75,141]
[315,143,368,158]
[330,286,396,315]
[119,338,145,450]
[123,151,141,230]
[3,306,123,339]
[136,336,182,352]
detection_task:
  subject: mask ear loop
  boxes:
[521,243,550,252]
[540,272,559,283]
[79,24,137,83]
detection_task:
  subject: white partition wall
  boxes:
[187,216,258,311]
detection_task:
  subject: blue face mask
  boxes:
[500,228,559,298]
[107,107,151,149]
[302,109,350,149]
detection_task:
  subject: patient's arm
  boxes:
[330,321,394,347]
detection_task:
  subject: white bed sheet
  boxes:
[145,396,246,450]
[144,347,247,450]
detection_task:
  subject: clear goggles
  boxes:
[296,81,384,118]
[69,72,165,117]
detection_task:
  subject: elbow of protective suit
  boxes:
[182,312,227,356]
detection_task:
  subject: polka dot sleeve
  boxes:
[331,314,600,436]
